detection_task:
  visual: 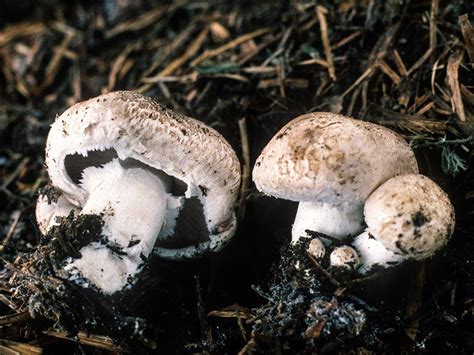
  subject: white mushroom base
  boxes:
[65,159,168,295]
[352,231,405,274]
[36,195,79,234]
[291,201,364,244]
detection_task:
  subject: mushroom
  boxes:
[36,194,79,234]
[252,112,418,243]
[307,238,326,260]
[352,174,455,273]
[36,91,241,294]
[329,246,360,271]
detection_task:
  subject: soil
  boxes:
[0,0,473,354]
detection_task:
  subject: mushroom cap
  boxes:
[307,238,326,260]
[252,113,418,205]
[329,245,360,270]
[364,174,455,260]
[45,91,241,248]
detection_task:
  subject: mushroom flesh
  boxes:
[36,91,241,294]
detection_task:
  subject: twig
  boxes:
[157,26,209,77]
[392,49,408,77]
[107,42,141,92]
[459,14,474,65]
[194,275,214,351]
[316,6,336,81]
[105,8,166,39]
[405,262,426,340]
[238,117,251,222]
[44,330,124,352]
[377,60,401,85]
[191,28,271,67]
[0,311,31,325]
[0,22,46,47]
[307,253,341,288]
[407,0,438,75]
[0,210,21,254]
[0,294,18,311]
[341,65,376,98]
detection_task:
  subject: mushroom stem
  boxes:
[291,201,364,244]
[67,159,168,294]
[351,231,405,274]
[36,194,79,234]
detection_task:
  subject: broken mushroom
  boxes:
[352,174,455,273]
[252,112,418,243]
[36,91,241,294]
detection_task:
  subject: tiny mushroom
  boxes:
[307,238,326,260]
[329,245,360,271]
[252,112,418,243]
[352,174,455,273]
[36,91,241,294]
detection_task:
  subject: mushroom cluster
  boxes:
[253,112,455,274]
[36,91,241,294]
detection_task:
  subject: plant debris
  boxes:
[0,0,473,353]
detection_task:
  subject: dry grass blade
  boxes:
[316,5,336,81]
[105,8,166,39]
[153,27,209,78]
[392,49,408,77]
[190,28,271,67]
[43,330,124,352]
[0,210,21,254]
[0,311,31,325]
[40,33,75,92]
[407,0,438,75]
[447,49,466,122]
[107,42,141,92]
[0,22,46,48]
[459,14,474,65]
[0,339,43,355]
[377,60,401,85]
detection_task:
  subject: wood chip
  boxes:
[446,49,466,122]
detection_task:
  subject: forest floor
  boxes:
[0,0,473,353]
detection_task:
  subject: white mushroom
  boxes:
[352,174,455,273]
[36,91,241,294]
[307,238,326,260]
[252,112,418,244]
[329,246,360,271]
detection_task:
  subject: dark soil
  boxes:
[0,0,473,353]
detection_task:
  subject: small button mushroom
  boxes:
[37,91,241,294]
[307,238,326,260]
[252,112,418,243]
[329,246,360,271]
[352,174,455,273]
